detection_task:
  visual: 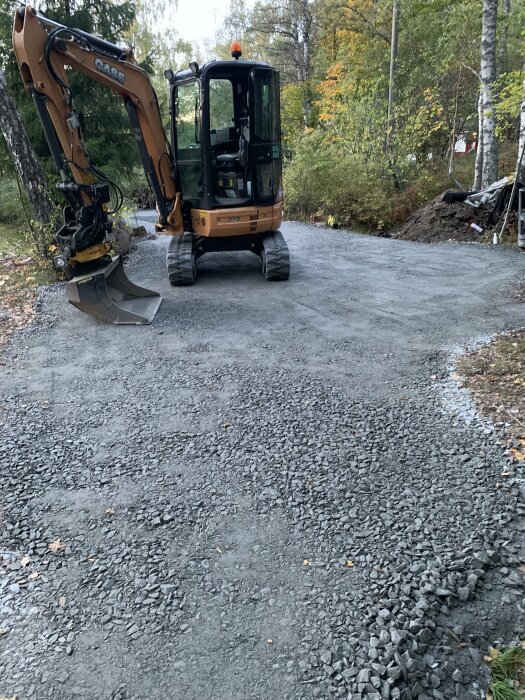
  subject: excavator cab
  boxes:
[171,62,281,210]
[164,53,289,286]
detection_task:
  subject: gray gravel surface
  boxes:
[1,217,525,700]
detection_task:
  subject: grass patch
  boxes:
[487,645,525,700]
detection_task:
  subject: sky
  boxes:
[174,0,228,50]
[163,0,253,61]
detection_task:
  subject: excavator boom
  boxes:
[12,6,182,323]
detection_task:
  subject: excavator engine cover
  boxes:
[65,257,162,325]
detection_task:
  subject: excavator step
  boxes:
[167,233,196,286]
[65,256,162,324]
[260,231,290,281]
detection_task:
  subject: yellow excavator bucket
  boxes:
[65,257,162,325]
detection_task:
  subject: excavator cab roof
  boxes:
[172,59,274,83]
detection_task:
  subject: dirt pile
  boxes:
[392,194,493,243]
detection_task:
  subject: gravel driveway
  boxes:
[1,218,525,700]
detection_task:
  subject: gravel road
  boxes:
[1,218,525,700]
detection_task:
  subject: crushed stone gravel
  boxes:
[1,218,524,700]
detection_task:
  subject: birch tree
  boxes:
[247,0,314,84]
[473,90,484,189]
[518,64,525,183]
[385,0,400,155]
[0,70,55,236]
[480,0,498,187]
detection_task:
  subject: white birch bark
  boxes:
[473,90,484,189]
[480,0,498,187]
[518,65,525,183]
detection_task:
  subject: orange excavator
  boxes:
[12,7,289,324]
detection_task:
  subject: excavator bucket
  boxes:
[65,256,162,325]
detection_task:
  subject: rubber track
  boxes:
[261,231,290,281]
[167,233,196,286]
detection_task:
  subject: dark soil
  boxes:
[392,194,493,243]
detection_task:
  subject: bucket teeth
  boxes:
[65,256,162,325]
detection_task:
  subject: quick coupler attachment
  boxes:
[65,256,162,325]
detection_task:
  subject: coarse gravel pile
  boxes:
[1,219,525,700]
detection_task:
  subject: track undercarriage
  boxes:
[166,231,290,286]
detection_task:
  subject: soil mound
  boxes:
[392,194,492,243]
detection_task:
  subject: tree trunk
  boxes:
[518,63,525,184]
[473,89,484,189]
[480,0,498,188]
[0,70,55,229]
[498,0,511,73]
[385,0,400,154]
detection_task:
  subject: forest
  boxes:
[0,0,524,236]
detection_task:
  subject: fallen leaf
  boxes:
[345,560,355,568]
[20,556,30,568]
[59,596,66,608]
[48,539,65,553]
[488,646,501,660]
[303,559,312,566]
[510,449,524,461]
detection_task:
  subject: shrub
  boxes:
[283,134,401,230]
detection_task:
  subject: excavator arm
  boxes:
[12,6,183,323]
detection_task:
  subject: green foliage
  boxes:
[283,132,396,229]
[491,681,523,700]
[0,0,144,187]
[495,71,524,140]
[489,645,525,700]
[492,645,525,683]
[218,0,524,230]
[0,177,26,225]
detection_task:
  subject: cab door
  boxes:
[249,68,282,205]
[173,79,202,206]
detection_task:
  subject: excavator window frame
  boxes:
[172,78,203,205]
